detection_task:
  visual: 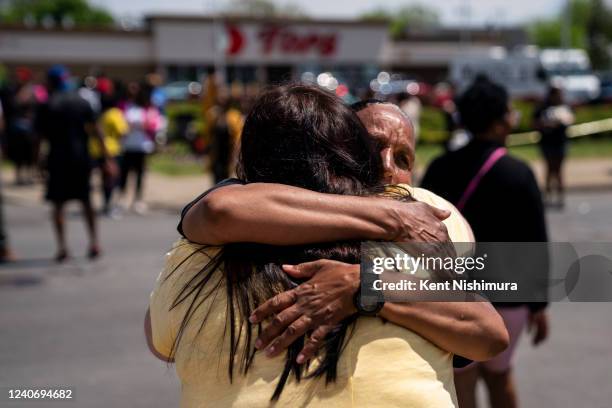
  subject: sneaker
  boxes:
[109,207,123,220]
[55,249,70,263]
[133,200,148,215]
[88,246,101,260]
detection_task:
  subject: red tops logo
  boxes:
[258,26,337,56]
[225,25,245,55]
[225,24,337,56]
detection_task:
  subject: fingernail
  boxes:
[296,354,305,364]
[249,315,257,324]
[282,264,293,270]
[266,346,275,356]
[255,338,262,349]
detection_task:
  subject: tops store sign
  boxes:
[153,19,386,64]
[225,24,337,57]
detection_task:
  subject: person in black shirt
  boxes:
[533,86,574,208]
[421,79,549,408]
[35,66,109,262]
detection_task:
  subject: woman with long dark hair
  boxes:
[148,84,506,407]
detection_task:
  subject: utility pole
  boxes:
[459,0,472,47]
[561,0,572,49]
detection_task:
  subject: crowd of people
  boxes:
[144,77,552,408]
[0,64,572,264]
[0,65,166,261]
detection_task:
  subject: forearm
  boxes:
[182,183,396,245]
[87,123,109,158]
[379,301,508,361]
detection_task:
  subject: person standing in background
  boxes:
[1,67,42,185]
[90,81,125,217]
[422,79,549,408]
[533,86,574,208]
[208,93,242,183]
[78,76,101,115]
[119,83,162,214]
[146,73,167,114]
[35,65,109,262]
[0,97,15,262]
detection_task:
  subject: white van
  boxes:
[450,47,600,104]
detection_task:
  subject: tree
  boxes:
[528,0,593,49]
[529,0,612,69]
[361,4,440,38]
[225,0,306,18]
[0,0,114,27]
[587,0,611,69]
[360,8,393,22]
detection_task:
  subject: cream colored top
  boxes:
[149,185,473,407]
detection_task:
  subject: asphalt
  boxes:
[0,191,611,407]
[0,203,180,407]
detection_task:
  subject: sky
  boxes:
[92,0,569,27]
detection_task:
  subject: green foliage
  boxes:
[359,8,390,22]
[528,0,612,68]
[360,4,439,38]
[419,106,447,143]
[164,101,204,140]
[508,101,612,134]
[528,0,591,48]
[0,0,114,26]
[574,103,612,123]
[512,100,536,132]
[414,144,444,168]
[508,137,612,162]
[225,0,306,18]
[419,100,612,144]
[587,0,612,69]
[149,148,204,176]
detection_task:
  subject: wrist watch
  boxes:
[353,286,384,316]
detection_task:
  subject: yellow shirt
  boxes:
[90,107,128,159]
[226,108,244,145]
[394,185,474,243]
[149,186,473,408]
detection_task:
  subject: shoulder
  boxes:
[149,239,224,357]
[495,154,537,185]
[158,239,222,284]
[390,185,475,243]
[151,239,223,315]
[411,187,475,243]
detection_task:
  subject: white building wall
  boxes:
[382,41,498,67]
[0,30,152,64]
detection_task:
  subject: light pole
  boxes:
[561,0,573,49]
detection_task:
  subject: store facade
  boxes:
[0,15,388,89]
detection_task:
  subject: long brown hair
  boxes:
[168,84,389,400]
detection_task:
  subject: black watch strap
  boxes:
[353,286,384,316]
